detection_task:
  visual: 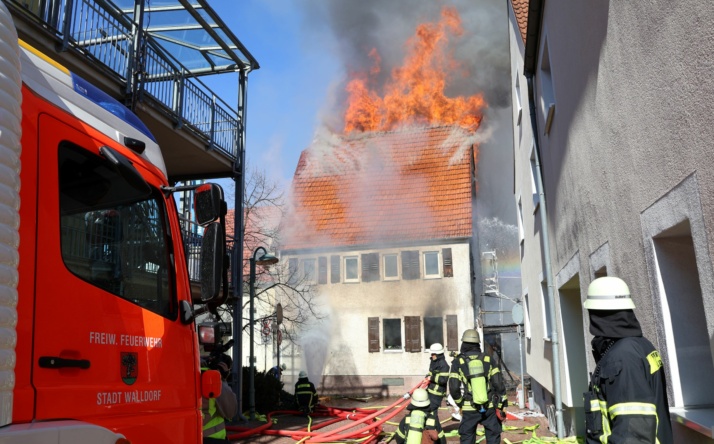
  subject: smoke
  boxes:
[299,0,511,113]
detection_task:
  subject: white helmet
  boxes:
[299,370,307,378]
[411,388,430,408]
[585,277,635,310]
[429,343,444,354]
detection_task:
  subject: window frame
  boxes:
[383,253,399,281]
[344,255,359,283]
[423,251,441,279]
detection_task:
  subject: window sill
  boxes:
[671,407,714,438]
[384,349,404,353]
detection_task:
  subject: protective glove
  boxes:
[495,408,507,423]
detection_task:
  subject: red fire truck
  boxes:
[0,2,226,442]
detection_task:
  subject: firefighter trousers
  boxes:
[458,408,501,444]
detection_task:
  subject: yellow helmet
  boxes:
[461,329,480,344]
[585,277,635,310]
[411,388,430,408]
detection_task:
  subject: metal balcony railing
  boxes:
[8,0,242,160]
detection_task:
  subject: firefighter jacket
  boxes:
[295,377,318,411]
[394,405,447,444]
[584,336,672,444]
[427,354,450,398]
[448,346,506,412]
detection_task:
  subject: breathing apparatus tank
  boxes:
[405,409,427,444]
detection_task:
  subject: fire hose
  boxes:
[226,378,429,442]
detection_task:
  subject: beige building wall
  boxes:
[283,241,474,396]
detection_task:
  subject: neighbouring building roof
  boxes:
[283,125,477,251]
[511,0,530,44]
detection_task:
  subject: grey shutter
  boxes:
[288,258,298,285]
[368,317,380,352]
[361,253,379,282]
[446,315,458,351]
[330,255,340,283]
[401,250,420,280]
[318,256,327,284]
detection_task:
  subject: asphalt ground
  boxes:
[226,394,555,443]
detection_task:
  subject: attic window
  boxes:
[383,254,399,280]
[423,251,440,278]
[344,256,359,283]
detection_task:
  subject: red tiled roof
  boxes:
[282,125,476,251]
[511,0,529,44]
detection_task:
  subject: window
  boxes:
[442,248,453,278]
[318,257,327,284]
[423,317,443,349]
[383,319,402,350]
[344,256,359,282]
[288,258,298,285]
[423,251,440,278]
[405,316,421,352]
[368,317,380,352]
[303,258,316,283]
[383,254,399,280]
[59,142,174,318]
[530,144,540,211]
[401,250,420,280]
[539,37,556,135]
[541,279,552,340]
[361,253,379,282]
[446,315,458,351]
[330,255,340,283]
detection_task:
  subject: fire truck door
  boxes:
[32,114,198,441]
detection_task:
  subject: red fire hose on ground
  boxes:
[226,379,429,442]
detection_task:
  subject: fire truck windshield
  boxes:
[58,142,175,319]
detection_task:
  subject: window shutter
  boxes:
[405,316,421,352]
[288,258,298,285]
[330,255,340,283]
[401,250,420,280]
[368,317,380,352]
[446,315,458,351]
[318,257,327,284]
[442,248,453,278]
[361,253,379,282]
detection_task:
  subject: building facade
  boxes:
[509,0,714,441]
[281,125,478,395]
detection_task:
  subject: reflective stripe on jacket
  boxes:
[584,337,673,444]
[201,396,226,439]
[427,355,450,397]
[448,351,505,411]
[395,409,446,444]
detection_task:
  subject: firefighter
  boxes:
[426,343,450,416]
[448,329,506,444]
[395,388,446,444]
[295,370,318,414]
[583,276,673,444]
[201,360,237,443]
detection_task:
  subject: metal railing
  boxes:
[8,0,240,159]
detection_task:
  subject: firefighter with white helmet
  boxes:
[425,343,450,416]
[448,329,506,444]
[583,276,673,444]
[395,388,446,444]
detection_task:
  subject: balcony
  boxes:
[6,0,259,181]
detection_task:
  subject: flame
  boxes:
[344,6,486,134]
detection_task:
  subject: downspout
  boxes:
[526,74,564,438]
[523,0,565,437]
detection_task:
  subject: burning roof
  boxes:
[282,125,477,251]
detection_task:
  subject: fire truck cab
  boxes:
[0,2,225,442]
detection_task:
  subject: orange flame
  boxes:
[344,6,486,134]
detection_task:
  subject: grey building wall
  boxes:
[511,0,714,440]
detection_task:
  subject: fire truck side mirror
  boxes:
[199,222,224,302]
[201,370,222,399]
[194,183,225,226]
